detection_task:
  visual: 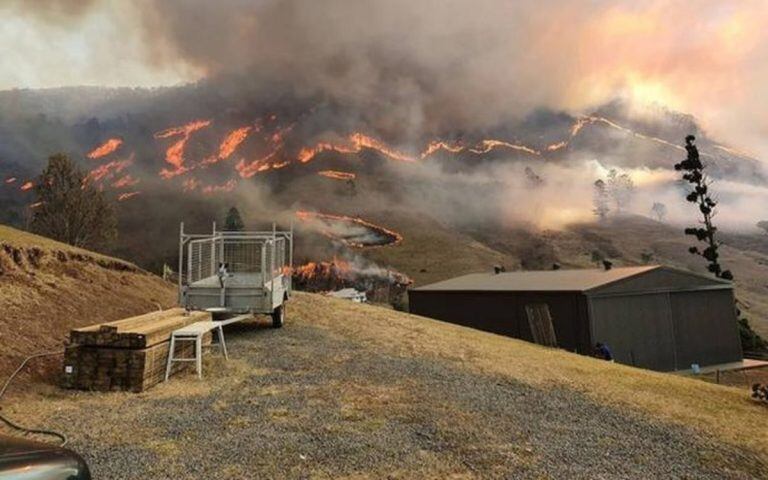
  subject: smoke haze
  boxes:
[2,0,768,157]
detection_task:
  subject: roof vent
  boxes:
[602,260,613,271]
[493,265,506,274]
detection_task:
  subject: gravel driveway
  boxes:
[9,312,764,480]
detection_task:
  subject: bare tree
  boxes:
[592,179,610,221]
[30,153,116,250]
[606,168,635,213]
[525,166,544,187]
[651,202,667,222]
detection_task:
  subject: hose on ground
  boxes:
[0,351,68,446]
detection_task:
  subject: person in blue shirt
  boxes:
[594,342,613,361]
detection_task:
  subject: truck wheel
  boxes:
[271,305,285,328]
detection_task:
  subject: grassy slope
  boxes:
[7,292,767,477]
[362,211,513,286]
[365,214,768,335]
[549,216,768,336]
[0,225,176,379]
[291,294,768,462]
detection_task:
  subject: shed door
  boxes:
[590,294,676,371]
[525,304,558,347]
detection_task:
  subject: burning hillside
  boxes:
[291,257,412,305]
[87,138,123,159]
[318,170,356,181]
[295,211,403,248]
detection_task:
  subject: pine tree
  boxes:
[675,135,731,280]
[30,153,116,250]
[224,206,245,231]
[675,135,766,351]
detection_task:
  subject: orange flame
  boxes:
[112,174,140,188]
[420,140,465,159]
[203,126,252,165]
[288,257,413,287]
[290,259,353,282]
[155,120,212,178]
[298,133,415,164]
[20,181,33,191]
[201,179,237,194]
[317,170,356,181]
[182,178,201,192]
[235,150,283,178]
[117,191,141,201]
[87,138,123,159]
[468,140,540,156]
[297,142,356,163]
[548,115,686,154]
[349,133,415,162]
[545,141,568,151]
[295,210,403,248]
[269,123,295,146]
[86,157,133,184]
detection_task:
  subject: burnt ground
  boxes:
[5,295,766,479]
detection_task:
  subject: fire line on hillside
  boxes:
[295,210,403,248]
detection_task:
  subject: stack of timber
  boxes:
[63,308,211,392]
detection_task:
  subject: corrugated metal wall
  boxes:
[408,291,590,353]
[589,294,676,370]
[589,289,742,371]
[668,289,742,368]
[410,268,742,372]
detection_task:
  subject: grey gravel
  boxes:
[27,319,768,479]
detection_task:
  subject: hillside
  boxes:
[371,215,768,336]
[5,292,767,478]
[0,225,176,380]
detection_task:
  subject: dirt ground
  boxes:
[4,293,767,479]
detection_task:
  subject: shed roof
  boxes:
[411,265,730,294]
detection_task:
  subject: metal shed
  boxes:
[408,266,743,371]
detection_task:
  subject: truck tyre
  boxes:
[271,305,284,328]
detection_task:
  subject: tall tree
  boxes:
[224,206,245,231]
[606,168,635,213]
[651,202,668,222]
[675,135,731,280]
[592,179,610,220]
[675,135,765,351]
[524,166,544,187]
[30,153,116,250]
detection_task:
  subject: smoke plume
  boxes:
[3,1,768,157]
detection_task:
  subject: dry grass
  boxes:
[3,292,765,477]
[292,293,768,461]
[362,214,768,336]
[0,225,127,264]
[0,224,176,381]
[361,211,513,286]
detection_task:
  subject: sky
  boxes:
[1,0,767,158]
